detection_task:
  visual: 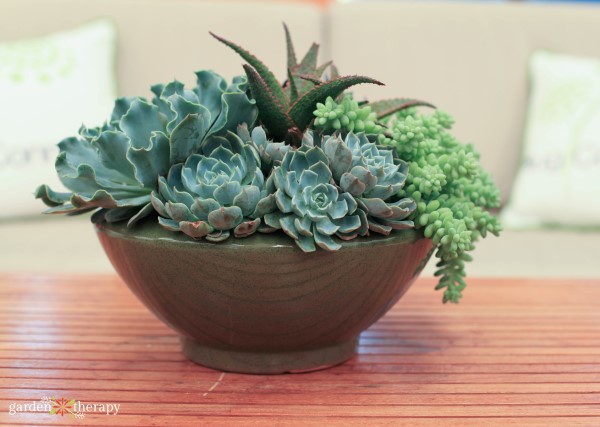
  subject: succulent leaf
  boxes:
[210,32,287,107]
[243,64,295,141]
[154,133,273,241]
[368,98,436,120]
[288,76,384,132]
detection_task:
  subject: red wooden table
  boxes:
[0,274,599,426]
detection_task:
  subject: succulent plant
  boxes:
[236,124,291,174]
[34,26,502,304]
[35,71,257,225]
[263,144,364,251]
[211,27,383,146]
[151,132,275,241]
[322,133,416,235]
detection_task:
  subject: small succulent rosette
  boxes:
[323,132,417,235]
[151,132,275,242]
[262,144,364,252]
[236,124,291,174]
[35,71,257,226]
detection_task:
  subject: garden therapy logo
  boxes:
[8,396,120,418]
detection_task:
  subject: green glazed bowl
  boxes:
[95,219,433,374]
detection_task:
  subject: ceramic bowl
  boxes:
[96,219,433,374]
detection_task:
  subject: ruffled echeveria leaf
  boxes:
[152,132,274,241]
[35,71,258,226]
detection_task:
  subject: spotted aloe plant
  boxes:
[211,26,383,146]
[151,132,276,241]
[35,71,257,225]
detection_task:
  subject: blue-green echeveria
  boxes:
[151,132,275,242]
[322,132,416,235]
[35,71,257,225]
[263,144,363,252]
[236,124,291,174]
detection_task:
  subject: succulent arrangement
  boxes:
[36,26,501,303]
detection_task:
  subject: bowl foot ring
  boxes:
[180,336,359,374]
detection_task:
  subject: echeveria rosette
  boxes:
[151,132,275,242]
[35,70,258,226]
[236,124,292,175]
[322,133,416,235]
[263,145,363,252]
[35,98,171,225]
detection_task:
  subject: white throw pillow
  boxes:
[502,50,600,229]
[0,20,117,218]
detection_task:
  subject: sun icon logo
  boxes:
[49,397,75,417]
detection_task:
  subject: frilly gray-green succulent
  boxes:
[35,71,257,225]
[150,132,275,242]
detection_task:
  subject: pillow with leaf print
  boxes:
[0,19,117,218]
[502,50,600,229]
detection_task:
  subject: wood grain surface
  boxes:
[0,274,598,426]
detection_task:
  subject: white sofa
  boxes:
[1,0,598,278]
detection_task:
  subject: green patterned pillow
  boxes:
[0,19,117,218]
[503,51,600,228]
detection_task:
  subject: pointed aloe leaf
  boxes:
[315,60,333,78]
[368,98,435,120]
[296,43,319,75]
[243,64,295,140]
[298,74,323,85]
[288,75,384,131]
[289,43,322,97]
[283,23,297,70]
[330,65,340,80]
[210,32,287,107]
[287,68,299,103]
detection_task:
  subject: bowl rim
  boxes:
[95,218,426,252]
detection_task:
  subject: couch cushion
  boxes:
[502,50,600,228]
[329,2,600,204]
[0,0,324,97]
[0,19,117,218]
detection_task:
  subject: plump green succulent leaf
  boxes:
[368,98,435,120]
[288,76,384,131]
[210,32,287,107]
